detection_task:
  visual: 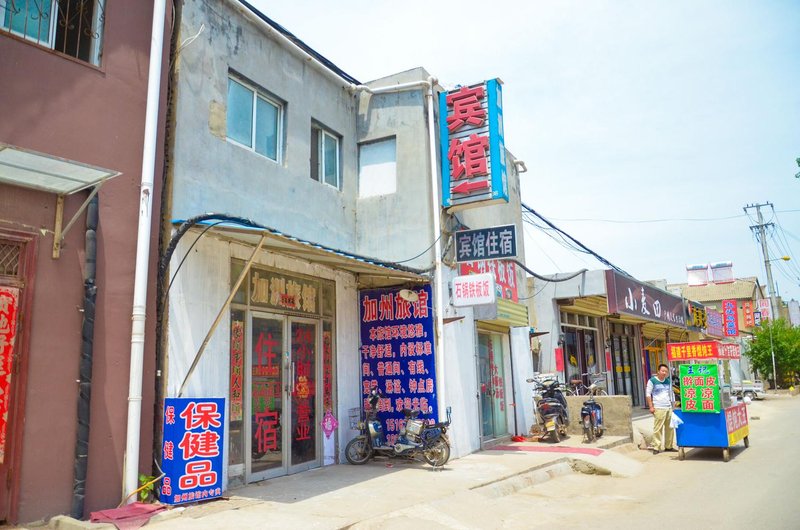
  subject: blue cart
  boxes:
[674,403,749,462]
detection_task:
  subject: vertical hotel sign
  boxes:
[0,287,18,464]
[440,79,508,209]
[161,398,225,504]
[722,299,739,337]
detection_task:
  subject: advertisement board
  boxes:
[679,364,720,414]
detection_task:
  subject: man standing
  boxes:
[646,363,676,454]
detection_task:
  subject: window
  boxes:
[227,77,282,162]
[1,0,106,65]
[358,137,396,197]
[310,125,340,189]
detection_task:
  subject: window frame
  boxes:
[226,76,283,163]
[311,124,341,190]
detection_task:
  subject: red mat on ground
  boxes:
[90,502,167,530]
[490,444,603,456]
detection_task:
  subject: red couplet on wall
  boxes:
[554,347,564,372]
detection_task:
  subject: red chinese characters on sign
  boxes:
[292,324,316,444]
[725,403,748,433]
[0,287,18,464]
[459,260,518,302]
[444,84,490,197]
[718,343,741,360]
[230,320,244,422]
[255,410,279,452]
[180,402,222,430]
[742,301,754,327]
[178,430,221,460]
[253,331,280,377]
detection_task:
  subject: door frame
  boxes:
[0,228,38,523]
[286,315,320,475]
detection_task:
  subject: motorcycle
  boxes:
[580,396,604,443]
[528,377,569,443]
[345,388,452,467]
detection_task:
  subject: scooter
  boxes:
[580,395,604,442]
[528,377,569,443]
[345,388,452,467]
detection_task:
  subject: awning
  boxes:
[0,143,119,194]
[0,143,121,258]
[175,219,429,288]
[474,298,530,330]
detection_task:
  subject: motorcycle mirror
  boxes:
[526,378,535,383]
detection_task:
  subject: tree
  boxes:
[744,319,800,387]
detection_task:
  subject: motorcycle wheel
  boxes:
[345,437,373,465]
[583,415,595,443]
[423,439,451,467]
[595,426,604,439]
[550,422,561,443]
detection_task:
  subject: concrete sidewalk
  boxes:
[117,434,639,530]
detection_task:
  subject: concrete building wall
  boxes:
[0,2,169,521]
[171,0,359,250]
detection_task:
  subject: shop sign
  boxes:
[0,287,18,464]
[440,79,508,209]
[455,224,517,263]
[459,259,518,301]
[705,308,724,338]
[757,299,771,321]
[667,341,718,361]
[753,311,762,327]
[679,364,720,414]
[722,299,739,337]
[687,301,707,331]
[718,343,741,360]
[452,273,496,307]
[229,320,244,422]
[725,403,749,446]
[605,270,686,327]
[160,398,225,504]
[250,269,319,315]
[742,301,755,327]
[359,286,438,445]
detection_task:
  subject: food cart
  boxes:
[667,341,749,462]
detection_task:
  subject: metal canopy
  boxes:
[180,221,429,288]
[0,143,120,195]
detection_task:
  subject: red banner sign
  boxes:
[722,299,739,337]
[667,340,741,361]
[0,287,19,464]
[459,260,518,301]
[742,301,754,327]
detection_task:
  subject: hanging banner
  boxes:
[440,78,509,210]
[742,301,755,327]
[679,364,720,414]
[0,287,19,464]
[705,308,724,338]
[667,341,718,361]
[160,398,225,505]
[722,299,739,337]
[757,299,771,321]
[359,285,438,446]
[452,273,496,307]
[459,259,518,301]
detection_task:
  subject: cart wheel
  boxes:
[723,448,730,462]
[744,436,749,448]
[678,447,685,461]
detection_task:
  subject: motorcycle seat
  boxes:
[401,409,421,419]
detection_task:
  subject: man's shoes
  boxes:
[649,448,660,454]
[664,448,678,452]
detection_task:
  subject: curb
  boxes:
[469,458,574,499]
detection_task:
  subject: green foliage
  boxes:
[745,319,800,385]
[138,473,157,503]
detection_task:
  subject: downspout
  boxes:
[71,194,99,518]
[123,0,168,503]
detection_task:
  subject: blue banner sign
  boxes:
[359,285,438,444]
[160,397,225,504]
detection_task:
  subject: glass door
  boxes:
[247,312,287,481]
[288,318,318,473]
[477,332,508,441]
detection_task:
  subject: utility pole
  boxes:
[744,202,779,387]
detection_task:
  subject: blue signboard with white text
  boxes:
[160,398,225,505]
[440,78,508,209]
[359,285,438,444]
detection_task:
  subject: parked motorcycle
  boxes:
[528,377,569,442]
[345,388,452,467]
[580,395,604,443]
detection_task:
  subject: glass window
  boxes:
[1,0,106,65]
[227,77,281,162]
[310,124,340,189]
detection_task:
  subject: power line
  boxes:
[543,209,797,225]
[521,202,630,276]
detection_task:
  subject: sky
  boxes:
[249,0,800,301]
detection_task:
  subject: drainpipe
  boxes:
[353,77,448,419]
[71,194,98,518]
[123,0,168,503]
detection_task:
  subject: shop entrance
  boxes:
[477,331,508,441]
[610,324,641,406]
[246,312,319,482]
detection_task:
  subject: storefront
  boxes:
[559,311,601,387]
[607,321,641,405]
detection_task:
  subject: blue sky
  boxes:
[249,0,800,301]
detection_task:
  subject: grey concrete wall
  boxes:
[171,0,359,250]
[564,395,633,438]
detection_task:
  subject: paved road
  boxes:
[354,395,800,529]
